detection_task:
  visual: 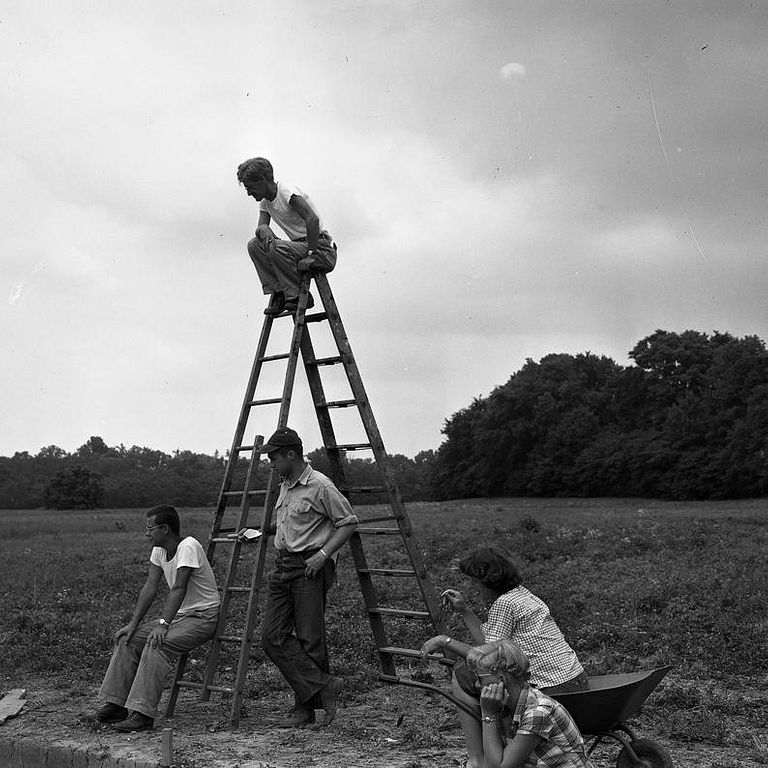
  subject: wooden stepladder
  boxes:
[166,273,447,725]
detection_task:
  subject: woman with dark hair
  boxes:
[422,547,587,768]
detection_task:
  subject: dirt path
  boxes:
[1,679,763,768]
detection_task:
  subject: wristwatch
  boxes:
[306,249,315,258]
[158,618,170,627]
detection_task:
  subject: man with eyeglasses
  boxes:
[86,504,220,732]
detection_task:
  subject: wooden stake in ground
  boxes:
[161,727,174,767]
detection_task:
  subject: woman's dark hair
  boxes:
[146,504,180,535]
[458,547,522,593]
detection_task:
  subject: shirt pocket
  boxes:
[287,499,313,516]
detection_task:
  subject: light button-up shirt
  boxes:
[273,463,358,552]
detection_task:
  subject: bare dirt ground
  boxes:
[3,675,765,768]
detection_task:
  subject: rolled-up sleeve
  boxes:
[321,483,358,527]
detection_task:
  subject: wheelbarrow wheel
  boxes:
[616,738,673,768]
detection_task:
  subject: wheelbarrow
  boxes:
[381,665,673,767]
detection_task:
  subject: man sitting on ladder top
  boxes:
[237,157,337,316]
[253,426,358,726]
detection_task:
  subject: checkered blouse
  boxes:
[481,586,584,688]
[500,685,594,767]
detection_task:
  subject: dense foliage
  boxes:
[0,434,435,509]
[431,330,768,500]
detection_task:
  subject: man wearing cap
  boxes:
[257,426,358,726]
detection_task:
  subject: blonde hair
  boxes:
[466,639,531,684]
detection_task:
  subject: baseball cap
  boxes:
[260,427,303,453]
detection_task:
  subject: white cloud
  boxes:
[500,62,527,79]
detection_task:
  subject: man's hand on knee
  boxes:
[114,622,137,645]
[256,225,275,252]
[147,623,170,649]
[297,256,314,273]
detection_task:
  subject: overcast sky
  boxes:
[2,1,767,460]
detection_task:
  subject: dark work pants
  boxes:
[261,550,335,705]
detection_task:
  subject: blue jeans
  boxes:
[261,550,335,705]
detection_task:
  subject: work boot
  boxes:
[279,705,314,727]
[264,291,286,316]
[93,702,128,723]
[320,676,343,725]
[112,712,154,732]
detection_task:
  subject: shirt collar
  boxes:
[510,684,534,725]
[285,462,313,489]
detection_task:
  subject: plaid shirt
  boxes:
[482,587,583,688]
[500,685,594,768]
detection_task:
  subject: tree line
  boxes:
[1,329,766,508]
[431,329,768,500]
[0,435,436,509]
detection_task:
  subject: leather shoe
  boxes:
[112,712,154,732]
[93,702,128,723]
[320,676,343,724]
[280,706,314,727]
[264,292,286,316]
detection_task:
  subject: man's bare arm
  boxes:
[114,564,163,644]
[289,194,320,253]
[145,566,194,649]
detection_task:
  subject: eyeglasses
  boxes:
[145,523,165,532]
[474,672,503,686]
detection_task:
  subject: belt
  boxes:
[291,232,334,245]
[276,548,322,560]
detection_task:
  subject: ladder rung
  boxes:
[211,537,238,544]
[177,681,234,694]
[248,398,283,406]
[369,608,432,619]
[348,486,387,495]
[357,514,399,523]
[217,634,243,643]
[222,489,266,497]
[357,527,400,535]
[174,680,203,690]
[259,353,290,362]
[358,568,416,577]
[334,443,372,451]
[305,312,328,323]
[318,399,357,409]
[234,444,257,452]
[226,586,252,593]
[306,355,343,367]
[378,646,444,661]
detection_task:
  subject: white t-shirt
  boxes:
[150,537,220,616]
[259,181,325,241]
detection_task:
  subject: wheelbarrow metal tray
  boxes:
[552,666,671,733]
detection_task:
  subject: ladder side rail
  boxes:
[274,279,312,428]
[199,436,265,702]
[229,285,314,724]
[299,328,397,672]
[298,328,350,489]
[207,316,277,561]
[314,273,446,633]
[228,470,282,725]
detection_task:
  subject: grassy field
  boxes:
[1,497,767,764]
